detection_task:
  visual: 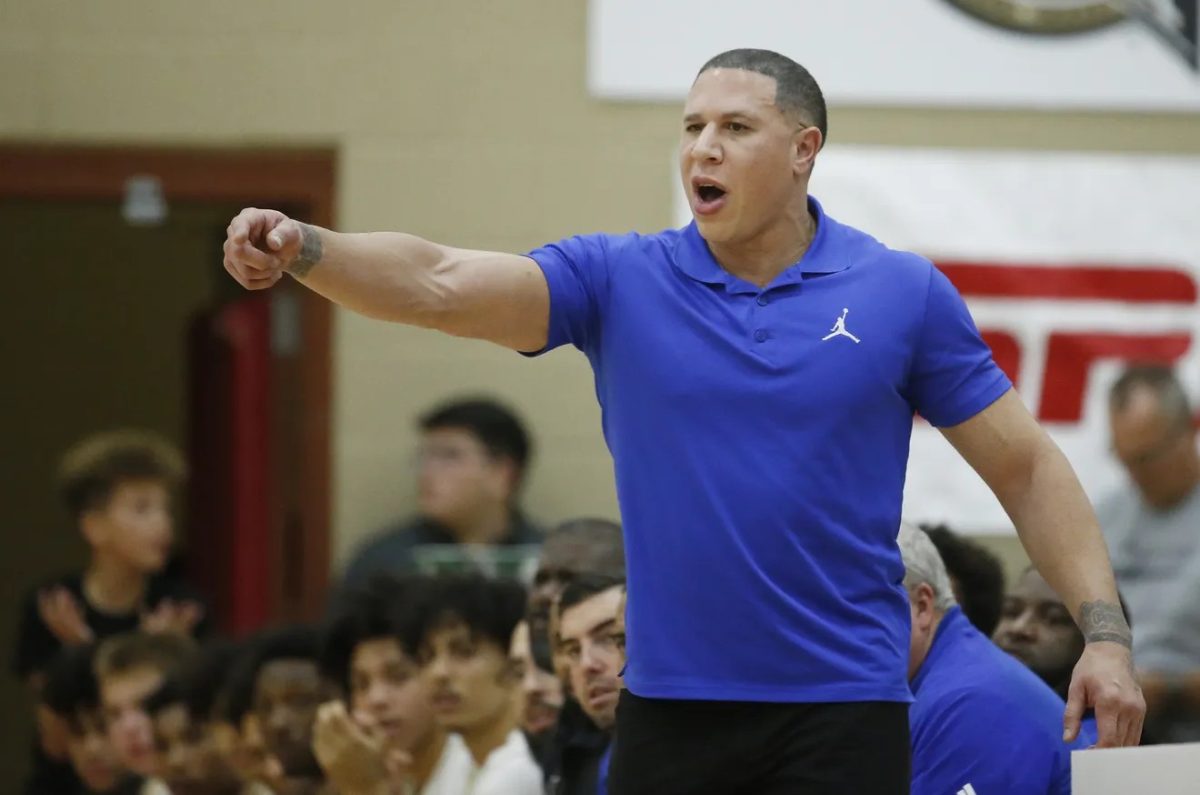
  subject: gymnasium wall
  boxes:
[4,0,1200,580]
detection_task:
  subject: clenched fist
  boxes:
[223,208,323,290]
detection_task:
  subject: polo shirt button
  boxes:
[754,329,768,342]
[756,295,769,306]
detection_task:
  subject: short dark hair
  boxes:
[43,644,101,730]
[558,574,625,616]
[59,429,185,517]
[419,398,532,477]
[94,631,196,681]
[414,574,526,654]
[697,48,828,146]
[321,576,420,691]
[1109,364,1193,429]
[223,626,322,725]
[921,524,1005,637]
[537,518,625,582]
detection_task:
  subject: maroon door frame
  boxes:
[0,144,335,623]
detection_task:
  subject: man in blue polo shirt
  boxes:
[223,47,1143,793]
[900,524,1075,795]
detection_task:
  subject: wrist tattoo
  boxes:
[1080,600,1133,649]
[287,222,324,278]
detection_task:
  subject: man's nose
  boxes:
[1009,610,1039,638]
[691,123,722,162]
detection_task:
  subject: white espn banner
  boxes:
[673,147,1200,534]
[590,0,1200,110]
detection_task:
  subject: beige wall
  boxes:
[4,1,1200,579]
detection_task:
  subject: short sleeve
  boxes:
[523,234,612,355]
[908,264,1011,427]
[911,689,1061,795]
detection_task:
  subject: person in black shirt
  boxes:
[544,576,625,795]
[339,399,543,589]
[12,430,209,793]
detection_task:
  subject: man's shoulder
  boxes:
[1092,483,1140,546]
[508,513,546,544]
[824,212,933,278]
[920,627,1063,721]
[422,734,474,795]
[339,518,432,587]
[537,228,682,263]
[354,517,431,553]
[477,731,542,793]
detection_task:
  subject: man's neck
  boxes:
[83,555,148,614]
[447,503,513,546]
[410,729,448,789]
[1148,470,1200,512]
[462,709,516,767]
[707,199,816,288]
[908,612,947,684]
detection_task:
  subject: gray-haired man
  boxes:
[901,524,1077,795]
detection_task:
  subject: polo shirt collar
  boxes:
[672,195,849,294]
[910,605,967,696]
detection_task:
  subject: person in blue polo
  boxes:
[900,523,1076,795]
[222,47,1143,794]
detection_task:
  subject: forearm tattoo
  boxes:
[287,222,324,278]
[1080,600,1133,649]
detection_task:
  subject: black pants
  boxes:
[608,692,910,795]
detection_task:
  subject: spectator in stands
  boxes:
[96,632,196,791]
[414,574,542,794]
[529,519,624,632]
[13,430,208,795]
[314,575,471,795]
[546,576,625,795]
[1097,364,1200,740]
[340,398,542,589]
[240,626,335,795]
[994,565,1086,702]
[167,641,259,793]
[513,516,622,757]
[41,644,123,794]
[921,523,1006,637]
[901,524,1072,795]
[145,675,242,795]
[509,619,564,761]
[219,641,284,795]
[993,565,1135,747]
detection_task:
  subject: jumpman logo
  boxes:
[821,307,860,344]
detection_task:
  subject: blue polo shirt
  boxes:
[911,607,1072,795]
[526,197,1010,702]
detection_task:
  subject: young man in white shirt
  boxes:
[314,575,473,795]
[416,575,542,795]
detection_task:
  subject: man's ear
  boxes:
[486,454,520,500]
[792,125,822,176]
[912,582,937,629]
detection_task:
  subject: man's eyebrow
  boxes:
[587,618,617,636]
[682,110,759,123]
